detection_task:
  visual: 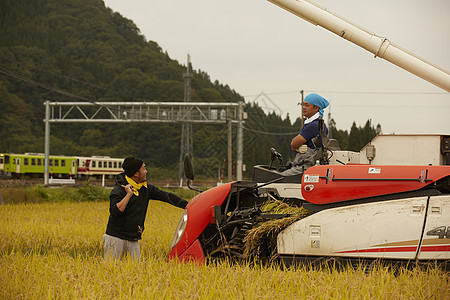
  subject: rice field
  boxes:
[0,186,448,299]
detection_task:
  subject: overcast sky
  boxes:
[103,0,449,135]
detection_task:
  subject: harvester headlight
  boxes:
[170,210,188,249]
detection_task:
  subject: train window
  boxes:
[92,161,96,168]
[49,159,53,166]
[61,160,65,167]
[114,162,117,168]
[13,158,16,164]
[54,159,59,167]
[108,161,112,168]
[0,158,3,163]
[24,158,29,165]
[37,159,42,166]
[98,161,102,168]
[31,158,36,166]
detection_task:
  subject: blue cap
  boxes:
[304,93,329,116]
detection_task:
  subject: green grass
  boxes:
[0,184,199,204]
[0,188,448,299]
[0,184,110,204]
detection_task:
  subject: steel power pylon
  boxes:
[179,55,194,183]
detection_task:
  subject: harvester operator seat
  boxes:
[252,148,303,184]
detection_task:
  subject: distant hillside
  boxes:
[0,0,378,180]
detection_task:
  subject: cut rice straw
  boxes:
[243,194,310,257]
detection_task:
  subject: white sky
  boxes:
[103,0,449,134]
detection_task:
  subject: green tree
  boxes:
[347,120,380,152]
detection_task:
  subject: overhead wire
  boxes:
[0,65,94,102]
[241,125,298,136]
[0,55,157,106]
[244,89,447,97]
[0,54,111,93]
[7,54,443,137]
[0,60,157,111]
[0,61,303,136]
[0,59,309,140]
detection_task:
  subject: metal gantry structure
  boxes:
[43,100,245,185]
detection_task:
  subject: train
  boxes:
[0,153,124,179]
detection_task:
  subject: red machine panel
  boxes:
[168,183,232,260]
[301,165,450,204]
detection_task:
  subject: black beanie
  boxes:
[122,157,144,177]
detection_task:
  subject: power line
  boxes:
[241,125,298,136]
[244,89,447,98]
[0,63,155,105]
[0,54,111,93]
[0,55,155,104]
[0,65,94,102]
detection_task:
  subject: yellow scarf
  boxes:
[125,176,147,196]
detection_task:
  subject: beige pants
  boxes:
[103,234,140,261]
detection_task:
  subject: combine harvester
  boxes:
[167,0,450,268]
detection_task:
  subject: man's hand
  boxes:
[123,184,133,196]
[296,144,308,154]
[117,184,133,212]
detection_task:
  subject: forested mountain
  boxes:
[0,0,380,180]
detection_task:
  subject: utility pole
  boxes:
[327,105,332,139]
[236,102,244,181]
[179,54,193,184]
[299,90,304,127]
[227,113,232,182]
[44,101,50,185]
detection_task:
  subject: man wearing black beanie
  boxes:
[103,157,188,261]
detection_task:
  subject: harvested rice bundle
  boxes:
[243,197,310,257]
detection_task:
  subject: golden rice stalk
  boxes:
[243,196,310,256]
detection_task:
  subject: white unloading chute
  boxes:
[267,0,450,92]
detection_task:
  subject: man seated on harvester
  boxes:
[252,93,330,183]
[281,93,330,176]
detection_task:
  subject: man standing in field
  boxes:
[103,157,188,261]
